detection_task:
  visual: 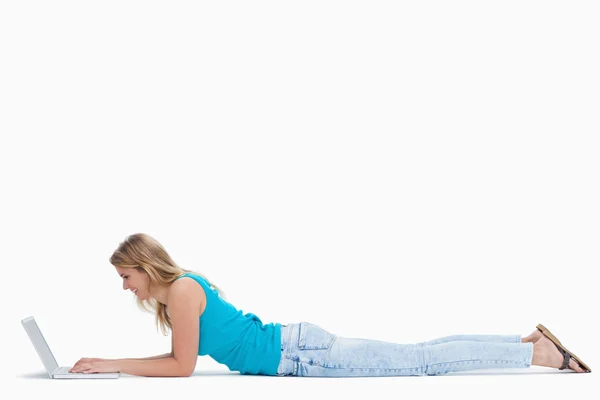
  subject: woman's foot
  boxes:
[532,335,586,372]
[521,329,543,343]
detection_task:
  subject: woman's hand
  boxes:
[69,358,120,374]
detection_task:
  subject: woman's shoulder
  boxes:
[175,273,210,288]
[169,275,208,312]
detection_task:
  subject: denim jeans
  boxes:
[276,321,534,377]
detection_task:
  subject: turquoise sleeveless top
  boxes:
[173,272,282,376]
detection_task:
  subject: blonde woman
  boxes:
[69,233,591,377]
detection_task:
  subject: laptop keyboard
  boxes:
[55,366,83,374]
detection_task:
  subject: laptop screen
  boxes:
[21,316,59,376]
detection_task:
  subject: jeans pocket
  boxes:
[298,322,336,350]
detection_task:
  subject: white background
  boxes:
[4,0,598,398]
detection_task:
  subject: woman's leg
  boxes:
[417,333,522,346]
[280,322,533,377]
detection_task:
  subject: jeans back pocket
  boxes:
[298,321,335,350]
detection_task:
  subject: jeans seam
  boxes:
[430,359,528,366]
[305,358,527,371]
[299,361,421,371]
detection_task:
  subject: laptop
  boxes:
[21,316,120,379]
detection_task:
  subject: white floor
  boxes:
[14,366,596,400]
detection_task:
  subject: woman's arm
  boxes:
[112,330,191,377]
[113,279,201,377]
[120,352,173,361]
[116,357,188,377]
[71,330,183,376]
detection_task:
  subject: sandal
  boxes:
[536,323,592,373]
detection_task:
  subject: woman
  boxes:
[69,233,591,377]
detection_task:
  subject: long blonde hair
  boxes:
[109,233,226,335]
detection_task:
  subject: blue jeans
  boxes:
[276,322,534,377]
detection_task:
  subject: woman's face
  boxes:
[115,266,150,300]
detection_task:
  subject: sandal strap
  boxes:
[553,342,571,370]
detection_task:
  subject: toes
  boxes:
[569,360,584,372]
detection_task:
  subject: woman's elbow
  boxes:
[180,367,195,377]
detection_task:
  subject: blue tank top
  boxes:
[173,272,282,375]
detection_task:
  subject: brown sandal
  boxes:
[536,323,592,373]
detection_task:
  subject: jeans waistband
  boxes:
[281,324,288,350]
[277,323,298,376]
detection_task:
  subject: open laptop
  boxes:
[21,316,120,379]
